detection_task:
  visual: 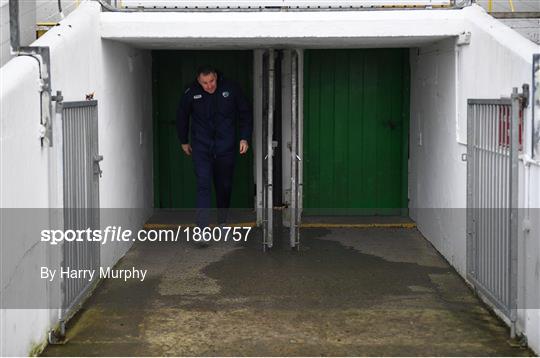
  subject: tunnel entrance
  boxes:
[149,48,412,244]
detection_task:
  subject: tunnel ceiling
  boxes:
[100,9,464,49]
[103,36,452,49]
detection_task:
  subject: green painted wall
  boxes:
[152,50,254,209]
[303,49,410,215]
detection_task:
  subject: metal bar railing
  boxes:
[466,86,528,338]
[95,0,469,12]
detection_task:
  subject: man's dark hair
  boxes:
[197,65,218,77]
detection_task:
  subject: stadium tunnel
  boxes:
[2,1,539,355]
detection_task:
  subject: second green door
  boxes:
[303,49,409,215]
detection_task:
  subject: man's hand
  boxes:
[239,140,249,155]
[181,143,192,156]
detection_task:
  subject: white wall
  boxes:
[0,2,153,355]
[410,5,540,353]
[520,164,540,352]
[409,37,467,271]
[0,55,56,357]
[99,38,153,267]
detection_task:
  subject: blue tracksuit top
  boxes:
[176,77,253,155]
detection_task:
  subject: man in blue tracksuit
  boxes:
[176,66,253,229]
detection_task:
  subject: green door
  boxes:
[303,49,409,215]
[153,50,254,209]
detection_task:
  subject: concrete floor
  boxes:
[43,227,532,356]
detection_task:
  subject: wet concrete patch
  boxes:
[200,230,450,311]
[315,227,448,268]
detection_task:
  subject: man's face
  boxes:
[197,72,218,94]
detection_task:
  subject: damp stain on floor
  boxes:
[42,228,533,356]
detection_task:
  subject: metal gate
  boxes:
[60,100,102,323]
[466,87,526,337]
[289,50,301,249]
[261,49,302,250]
[262,49,275,250]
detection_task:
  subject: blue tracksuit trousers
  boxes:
[192,150,235,228]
